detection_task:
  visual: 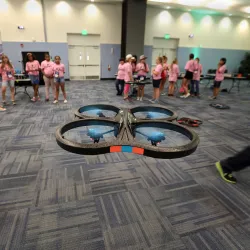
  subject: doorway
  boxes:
[67,34,100,80]
[152,38,179,67]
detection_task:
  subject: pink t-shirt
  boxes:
[0,64,15,81]
[193,64,203,81]
[26,60,40,76]
[168,64,180,82]
[163,63,169,77]
[124,62,132,83]
[136,62,149,76]
[132,63,136,73]
[41,60,54,77]
[117,63,126,80]
[215,65,226,81]
[153,64,163,80]
[52,63,65,78]
[185,60,197,73]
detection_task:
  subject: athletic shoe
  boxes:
[37,96,41,101]
[0,106,6,111]
[64,99,68,104]
[161,92,167,96]
[149,99,155,103]
[184,93,190,98]
[31,97,36,102]
[2,101,6,105]
[180,95,185,98]
[209,96,216,100]
[53,100,58,104]
[152,99,159,104]
[215,162,237,184]
[45,98,49,102]
[137,97,140,101]
[12,101,16,105]
[140,97,143,101]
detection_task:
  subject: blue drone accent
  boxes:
[122,146,133,153]
[146,112,157,119]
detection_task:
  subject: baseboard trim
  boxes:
[101,78,116,80]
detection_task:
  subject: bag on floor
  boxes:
[177,117,203,127]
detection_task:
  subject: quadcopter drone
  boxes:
[56,104,200,159]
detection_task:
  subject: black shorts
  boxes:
[214,81,222,88]
[184,71,193,80]
[153,79,161,88]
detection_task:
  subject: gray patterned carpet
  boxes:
[0,80,250,250]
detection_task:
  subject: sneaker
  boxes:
[37,96,41,101]
[149,99,155,103]
[137,97,140,101]
[2,101,6,105]
[140,97,143,101]
[215,162,237,184]
[184,93,190,98]
[64,99,68,104]
[12,101,16,105]
[53,100,58,104]
[45,98,49,102]
[180,95,185,98]
[161,92,167,96]
[209,96,216,100]
[31,97,36,102]
[0,106,6,111]
[152,99,159,104]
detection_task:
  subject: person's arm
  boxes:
[135,64,140,73]
[63,65,65,74]
[153,65,160,76]
[176,65,180,75]
[25,63,29,73]
[145,64,149,73]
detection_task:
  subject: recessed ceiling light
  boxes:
[229,13,232,16]
[91,0,94,2]
[167,6,171,9]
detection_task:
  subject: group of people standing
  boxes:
[0,52,67,111]
[115,53,227,102]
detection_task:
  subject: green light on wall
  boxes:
[81,29,88,36]
[191,47,201,58]
[164,34,170,40]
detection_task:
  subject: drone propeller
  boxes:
[87,127,117,143]
[86,109,105,117]
[135,129,166,146]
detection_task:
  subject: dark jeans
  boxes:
[115,79,124,94]
[190,80,200,95]
[221,146,250,173]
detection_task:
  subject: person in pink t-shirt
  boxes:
[115,58,125,96]
[209,58,227,100]
[160,56,169,95]
[168,58,179,97]
[181,53,197,99]
[191,58,202,97]
[135,55,149,101]
[123,54,133,100]
[41,53,56,102]
[0,55,16,105]
[26,53,40,102]
[150,57,163,104]
[52,56,67,104]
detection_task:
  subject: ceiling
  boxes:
[83,0,250,18]
[147,0,250,17]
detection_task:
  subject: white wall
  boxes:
[0,0,44,42]
[0,0,122,44]
[44,0,122,44]
[145,7,250,50]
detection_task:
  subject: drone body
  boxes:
[56,104,199,159]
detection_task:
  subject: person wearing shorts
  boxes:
[150,57,163,104]
[160,56,169,95]
[41,53,56,102]
[52,56,67,104]
[168,58,179,97]
[209,58,227,100]
[191,58,202,97]
[0,54,16,105]
[135,55,149,101]
[115,58,125,96]
[180,53,197,98]
[26,53,40,102]
[123,54,133,100]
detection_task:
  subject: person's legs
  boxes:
[60,82,67,100]
[141,86,144,100]
[124,83,130,99]
[10,80,15,103]
[190,80,195,95]
[44,76,50,100]
[50,78,56,100]
[55,82,60,102]
[169,82,175,95]
[120,80,124,95]
[196,80,200,96]
[34,85,39,98]
[1,83,7,103]
[115,79,120,94]
[160,78,166,93]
